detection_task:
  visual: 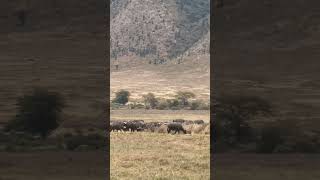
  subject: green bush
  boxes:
[112,90,130,105]
[214,95,273,146]
[5,88,65,138]
[175,91,195,107]
[190,100,209,110]
[142,93,158,109]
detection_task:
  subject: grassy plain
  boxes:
[110,110,210,180]
[111,132,210,180]
[0,151,106,180]
[214,154,320,180]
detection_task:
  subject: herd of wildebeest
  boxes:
[110,119,209,134]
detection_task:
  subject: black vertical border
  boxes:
[210,0,215,179]
[105,0,110,179]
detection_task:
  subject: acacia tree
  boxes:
[142,93,158,109]
[5,88,65,138]
[214,95,273,145]
[113,90,130,105]
[175,91,195,107]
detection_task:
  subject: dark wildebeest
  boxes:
[173,119,185,123]
[110,121,127,132]
[126,120,145,132]
[167,123,186,134]
[194,120,205,124]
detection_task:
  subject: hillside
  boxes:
[0,0,106,128]
[111,0,210,60]
[214,0,320,129]
[110,0,210,101]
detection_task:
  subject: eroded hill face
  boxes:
[111,0,210,60]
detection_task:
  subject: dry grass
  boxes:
[111,132,210,180]
[0,151,105,180]
[214,154,320,180]
[110,109,210,179]
[110,55,210,101]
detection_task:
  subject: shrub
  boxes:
[5,88,65,138]
[142,93,158,109]
[112,90,130,105]
[214,95,273,145]
[166,99,180,110]
[175,91,195,107]
[190,100,209,110]
[156,100,169,110]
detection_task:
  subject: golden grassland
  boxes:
[214,154,320,180]
[110,109,210,180]
[0,151,106,180]
[111,132,210,180]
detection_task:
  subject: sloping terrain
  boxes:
[110,54,210,101]
[110,0,210,101]
[214,0,320,129]
[0,0,106,128]
[111,0,210,59]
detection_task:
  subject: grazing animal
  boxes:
[126,120,145,132]
[173,119,185,123]
[110,121,127,132]
[194,120,205,124]
[167,123,187,134]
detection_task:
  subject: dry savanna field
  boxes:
[110,53,211,179]
[110,110,210,180]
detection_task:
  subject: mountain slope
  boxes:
[111,0,210,60]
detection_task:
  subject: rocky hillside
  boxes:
[111,0,210,61]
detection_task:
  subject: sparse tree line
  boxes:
[111,90,210,110]
[214,95,320,153]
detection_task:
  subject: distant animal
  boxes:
[173,119,185,123]
[110,121,127,132]
[167,123,187,134]
[194,120,205,124]
[126,120,145,132]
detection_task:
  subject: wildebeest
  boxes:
[126,120,145,132]
[110,121,127,132]
[173,119,185,123]
[194,120,205,124]
[167,123,187,134]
